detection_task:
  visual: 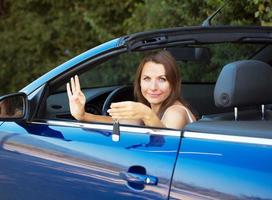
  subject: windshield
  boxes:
[79,43,265,88]
[55,42,266,93]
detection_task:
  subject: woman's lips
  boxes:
[147,93,162,98]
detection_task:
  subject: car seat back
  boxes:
[203,60,272,121]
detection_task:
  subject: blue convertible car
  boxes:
[0,26,272,200]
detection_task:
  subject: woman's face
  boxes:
[140,61,171,107]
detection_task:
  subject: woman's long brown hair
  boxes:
[134,50,185,118]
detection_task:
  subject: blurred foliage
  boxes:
[79,52,144,88]
[0,0,271,94]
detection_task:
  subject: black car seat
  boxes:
[202,60,272,121]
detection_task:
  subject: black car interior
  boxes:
[42,43,272,128]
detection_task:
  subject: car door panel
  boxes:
[0,121,181,200]
[170,136,272,200]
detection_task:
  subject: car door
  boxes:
[0,119,181,200]
[169,121,272,200]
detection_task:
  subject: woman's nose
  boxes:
[149,80,158,90]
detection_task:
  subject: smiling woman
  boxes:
[66,50,196,129]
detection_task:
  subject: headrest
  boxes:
[214,60,272,108]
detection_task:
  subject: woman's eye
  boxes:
[143,77,150,81]
[159,77,166,82]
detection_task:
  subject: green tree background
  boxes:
[0,0,271,95]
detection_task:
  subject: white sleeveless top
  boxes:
[162,105,195,124]
[181,106,195,123]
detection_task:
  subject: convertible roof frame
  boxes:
[121,26,272,51]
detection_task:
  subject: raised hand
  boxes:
[66,75,86,120]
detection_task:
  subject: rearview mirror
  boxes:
[0,92,28,120]
[167,46,211,62]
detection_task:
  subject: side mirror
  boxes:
[0,92,28,121]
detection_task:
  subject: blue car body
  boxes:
[0,26,272,200]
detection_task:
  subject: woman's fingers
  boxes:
[110,101,134,108]
[108,101,140,119]
[67,75,82,96]
[70,77,76,94]
[75,75,81,92]
[66,83,72,98]
[109,112,134,119]
[108,101,148,121]
[108,107,128,114]
[108,102,134,114]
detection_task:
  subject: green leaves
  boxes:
[251,0,272,26]
[0,0,270,95]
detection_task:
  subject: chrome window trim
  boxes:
[184,131,272,146]
[32,120,181,137]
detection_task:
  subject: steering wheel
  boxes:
[102,86,134,115]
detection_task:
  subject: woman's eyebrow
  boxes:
[142,73,166,77]
[157,74,167,78]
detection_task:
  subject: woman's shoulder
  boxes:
[164,103,188,116]
[161,103,191,129]
[165,101,186,111]
[163,102,196,122]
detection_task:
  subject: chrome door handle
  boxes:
[119,172,158,185]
